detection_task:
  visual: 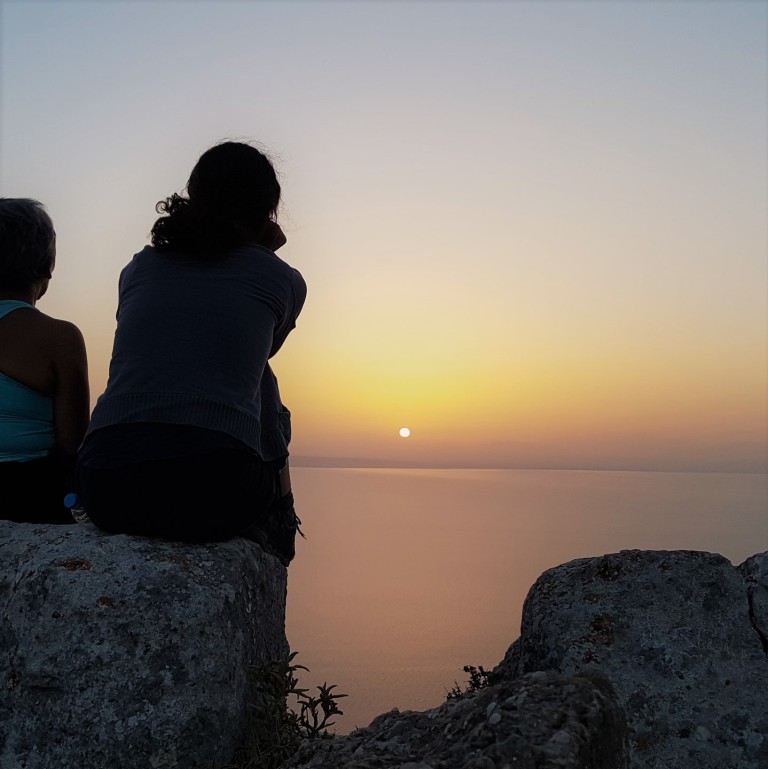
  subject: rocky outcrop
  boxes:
[5,526,766,769]
[283,670,628,769]
[285,549,768,769]
[0,520,288,769]
[498,549,768,769]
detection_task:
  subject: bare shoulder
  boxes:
[34,311,87,354]
[0,308,87,394]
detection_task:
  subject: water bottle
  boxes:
[63,492,91,524]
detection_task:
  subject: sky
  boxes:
[1,0,766,472]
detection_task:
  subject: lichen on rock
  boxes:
[0,520,289,769]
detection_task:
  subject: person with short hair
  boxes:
[75,140,307,565]
[0,197,90,523]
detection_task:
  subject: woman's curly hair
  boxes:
[151,141,281,257]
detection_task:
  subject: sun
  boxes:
[399,427,411,438]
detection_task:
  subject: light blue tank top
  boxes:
[0,300,55,461]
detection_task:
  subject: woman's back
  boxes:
[89,243,306,457]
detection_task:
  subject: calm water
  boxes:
[285,467,767,734]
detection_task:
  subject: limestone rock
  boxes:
[0,520,289,769]
[502,549,768,769]
[282,671,628,769]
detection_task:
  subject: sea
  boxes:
[284,467,767,734]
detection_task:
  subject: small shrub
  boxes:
[221,651,347,769]
[446,664,491,700]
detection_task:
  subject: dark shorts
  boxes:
[76,424,283,543]
[0,455,73,525]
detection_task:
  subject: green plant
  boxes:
[446,664,491,700]
[221,651,347,769]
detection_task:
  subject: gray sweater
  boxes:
[87,244,307,461]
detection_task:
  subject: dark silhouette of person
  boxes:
[75,141,306,564]
[0,198,90,523]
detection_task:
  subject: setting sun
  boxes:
[399,427,411,438]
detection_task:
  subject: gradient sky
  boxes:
[1,0,766,472]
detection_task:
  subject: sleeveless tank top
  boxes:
[0,300,55,461]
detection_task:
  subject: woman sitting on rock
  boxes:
[0,198,90,523]
[75,140,307,565]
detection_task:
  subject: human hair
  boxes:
[151,140,281,256]
[0,198,56,290]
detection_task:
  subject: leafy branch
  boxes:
[220,651,347,769]
[446,664,491,700]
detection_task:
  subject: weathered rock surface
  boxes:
[282,671,628,769]
[497,549,768,769]
[5,526,765,769]
[0,520,288,769]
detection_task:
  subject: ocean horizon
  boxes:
[290,456,768,474]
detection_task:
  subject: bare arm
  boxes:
[51,321,90,465]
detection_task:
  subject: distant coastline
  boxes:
[290,456,768,475]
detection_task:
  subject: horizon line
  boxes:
[290,456,768,475]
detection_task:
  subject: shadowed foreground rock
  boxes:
[497,549,768,769]
[285,549,768,769]
[0,520,288,769]
[283,671,628,769]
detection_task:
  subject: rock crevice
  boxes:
[741,553,768,655]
